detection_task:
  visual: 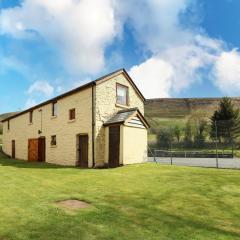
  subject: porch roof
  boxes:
[104,108,150,128]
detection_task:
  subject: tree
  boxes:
[194,119,208,147]
[188,110,209,147]
[173,125,181,143]
[157,128,173,149]
[210,97,240,142]
[184,121,193,147]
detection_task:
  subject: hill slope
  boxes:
[144,97,240,144]
[145,97,240,119]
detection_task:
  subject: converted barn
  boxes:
[2,69,149,168]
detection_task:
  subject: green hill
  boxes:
[144,97,240,144]
[145,97,240,119]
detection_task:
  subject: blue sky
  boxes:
[1,0,240,113]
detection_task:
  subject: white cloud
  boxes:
[1,0,239,99]
[24,98,37,109]
[27,81,54,97]
[212,49,240,95]
[25,81,54,109]
[116,0,194,52]
[129,42,217,98]
[0,0,118,74]
[123,0,232,98]
[129,58,174,98]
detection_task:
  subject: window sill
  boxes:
[115,103,130,109]
[50,145,57,148]
[68,119,76,123]
[51,116,57,119]
[28,123,33,125]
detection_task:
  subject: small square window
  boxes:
[51,135,57,146]
[29,111,33,123]
[116,84,128,106]
[69,108,75,120]
[52,101,57,116]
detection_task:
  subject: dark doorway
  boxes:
[38,137,46,162]
[12,140,15,159]
[108,125,120,168]
[78,134,88,168]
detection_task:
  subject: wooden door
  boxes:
[11,140,15,159]
[108,125,120,168]
[78,135,88,168]
[38,137,46,162]
[28,138,39,162]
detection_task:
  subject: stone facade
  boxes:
[2,70,146,167]
[2,88,93,166]
[95,73,144,166]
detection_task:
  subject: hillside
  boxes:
[144,97,240,145]
[145,97,240,119]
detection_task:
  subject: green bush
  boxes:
[157,128,173,149]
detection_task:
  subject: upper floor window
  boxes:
[116,83,129,106]
[29,111,33,124]
[69,108,75,120]
[7,120,10,130]
[52,101,57,117]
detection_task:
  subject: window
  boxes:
[7,120,10,130]
[51,135,57,146]
[116,83,128,106]
[52,101,57,116]
[69,108,75,120]
[29,111,33,123]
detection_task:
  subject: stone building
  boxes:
[2,69,149,167]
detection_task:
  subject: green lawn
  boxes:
[0,152,240,240]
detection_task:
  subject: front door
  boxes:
[12,140,15,158]
[38,137,46,162]
[78,135,88,167]
[28,138,39,162]
[108,125,120,168]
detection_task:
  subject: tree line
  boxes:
[157,97,240,149]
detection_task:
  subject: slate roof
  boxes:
[104,108,139,126]
[103,108,150,129]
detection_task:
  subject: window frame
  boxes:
[29,111,33,124]
[116,83,129,106]
[52,101,57,117]
[69,108,76,120]
[51,135,57,146]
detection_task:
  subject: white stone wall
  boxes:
[122,126,148,164]
[2,88,93,166]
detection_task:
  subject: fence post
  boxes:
[170,141,173,165]
[215,121,219,168]
[154,149,156,163]
[169,127,173,165]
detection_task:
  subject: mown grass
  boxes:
[0,151,240,240]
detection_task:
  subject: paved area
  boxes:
[148,157,240,169]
